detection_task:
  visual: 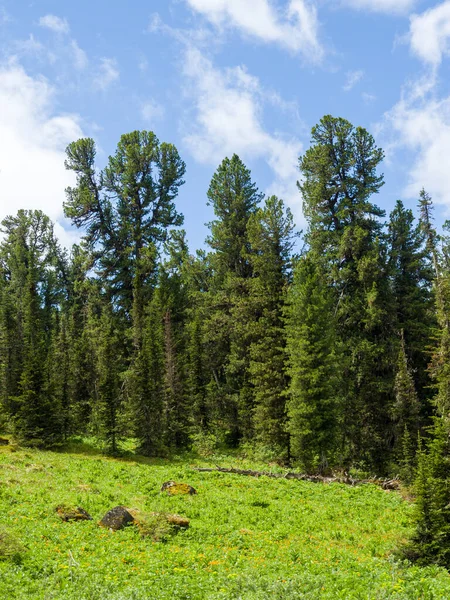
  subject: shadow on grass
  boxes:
[57,436,204,467]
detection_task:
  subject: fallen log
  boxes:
[193,466,400,489]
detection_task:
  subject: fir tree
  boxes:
[286,255,340,472]
[203,155,262,445]
[393,331,420,479]
[247,196,296,456]
[94,302,123,454]
[388,200,435,412]
[0,211,65,446]
[299,115,395,472]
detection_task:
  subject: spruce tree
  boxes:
[393,331,420,479]
[247,196,296,457]
[203,155,262,445]
[388,200,435,414]
[410,191,450,565]
[286,255,340,472]
[130,290,165,456]
[299,115,395,472]
[94,301,123,454]
[159,231,191,449]
[0,211,66,446]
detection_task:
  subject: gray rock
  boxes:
[99,506,134,531]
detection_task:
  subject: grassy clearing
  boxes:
[0,442,449,599]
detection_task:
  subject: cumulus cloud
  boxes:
[93,58,119,91]
[381,1,450,208]
[0,62,84,247]
[182,46,303,217]
[70,40,88,71]
[38,14,70,35]
[410,1,450,66]
[141,100,164,123]
[340,0,416,15]
[381,73,450,209]
[343,69,364,91]
[184,0,324,62]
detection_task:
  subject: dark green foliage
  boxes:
[4,119,450,570]
[392,332,420,480]
[247,196,295,456]
[388,200,435,414]
[286,256,339,472]
[299,115,395,472]
[0,211,66,447]
[206,154,263,280]
[202,154,262,445]
[93,302,123,454]
[410,422,450,567]
[129,290,165,456]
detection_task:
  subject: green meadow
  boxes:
[0,442,449,600]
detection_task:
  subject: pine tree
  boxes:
[64,132,185,332]
[299,115,395,472]
[64,132,186,454]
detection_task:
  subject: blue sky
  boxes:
[0,0,449,249]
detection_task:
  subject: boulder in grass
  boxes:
[132,511,190,541]
[160,481,197,496]
[99,506,134,531]
[55,505,92,522]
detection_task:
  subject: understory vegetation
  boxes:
[2,115,450,569]
[1,442,450,600]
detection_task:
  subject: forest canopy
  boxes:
[1,115,450,566]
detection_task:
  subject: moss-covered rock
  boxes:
[129,509,190,542]
[160,481,197,496]
[55,505,92,522]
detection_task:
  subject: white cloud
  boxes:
[93,58,119,91]
[381,74,450,209]
[38,14,70,35]
[19,22,88,72]
[141,100,164,123]
[362,91,376,103]
[341,0,416,15]
[343,69,364,91]
[0,62,84,247]
[410,1,450,66]
[70,40,88,70]
[182,47,303,217]
[185,0,323,62]
[14,34,46,57]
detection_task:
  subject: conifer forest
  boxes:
[2,114,450,570]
